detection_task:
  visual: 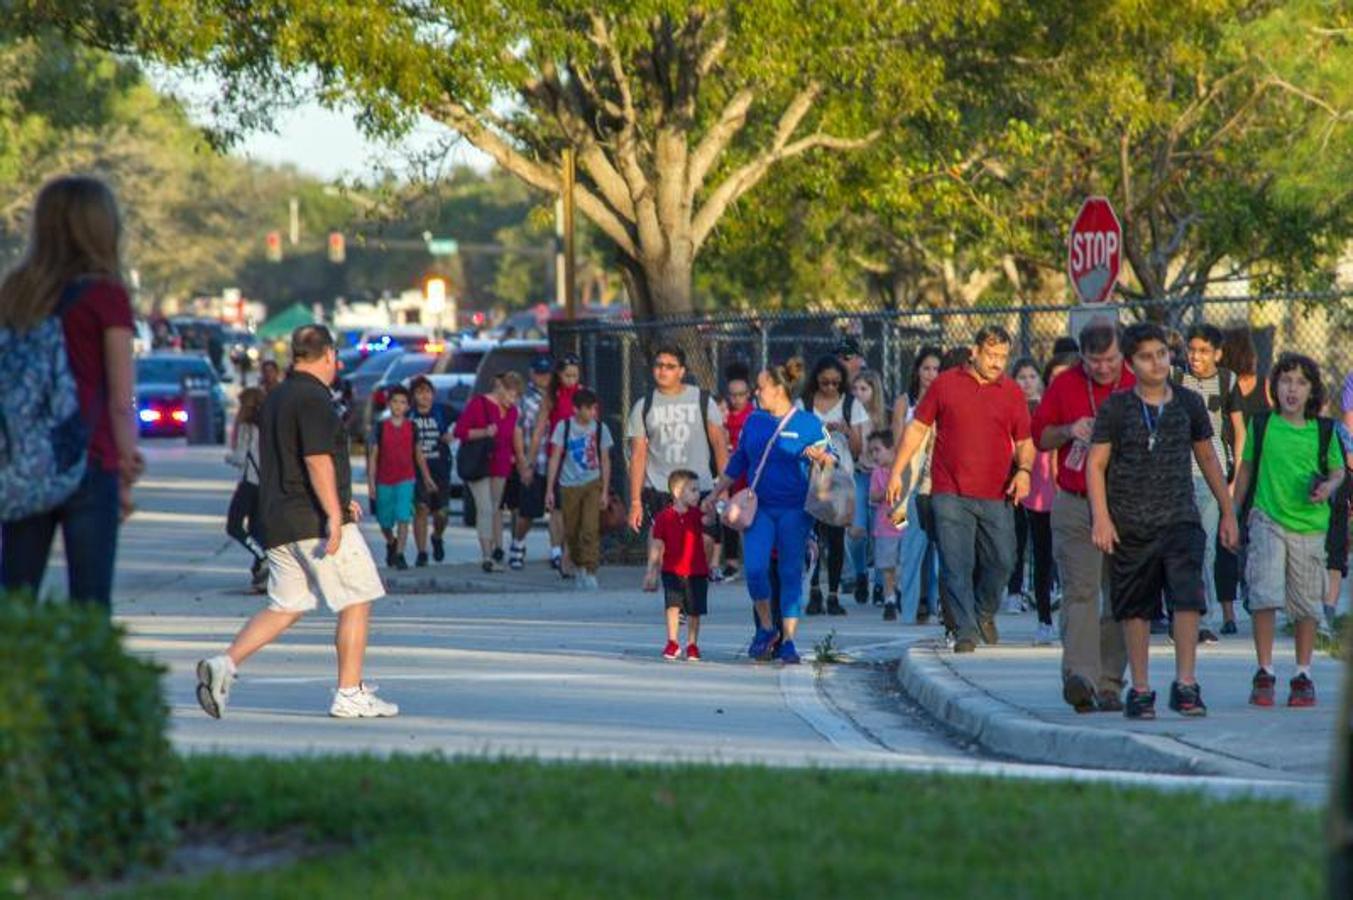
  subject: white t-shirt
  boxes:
[796,395,870,463]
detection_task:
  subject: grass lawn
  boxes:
[111,756,1322,899]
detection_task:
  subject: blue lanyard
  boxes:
[1139,397,1164,452]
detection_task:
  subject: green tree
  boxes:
[8,1,982,318]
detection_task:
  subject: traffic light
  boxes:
[265,230,282,262]
[328,231,346,264]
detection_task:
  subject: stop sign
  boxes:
[1067,197,1122,304]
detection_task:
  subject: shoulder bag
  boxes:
[456,395,496,482]
[721,410,794,531]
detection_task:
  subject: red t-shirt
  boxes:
[725,403,755,493]
[375,418,416,485]
[454,393,519,478]
[1030,363,1135,495]
[913,367,1032,500]
[651,505,709,577]
[61,279,134,472]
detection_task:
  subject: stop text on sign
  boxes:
[1069,230,1119,272]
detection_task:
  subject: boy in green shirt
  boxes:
[1233,353,1346,707]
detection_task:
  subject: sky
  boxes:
[150,68,492,182]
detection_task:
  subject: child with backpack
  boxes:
[545,389,613,589]
[1232,354,1346,707]
[0,176,143,611]
[367,386,423,570]
[225,387,268,591]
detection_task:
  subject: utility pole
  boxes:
[561,147,577,321]
[288,196,299,246]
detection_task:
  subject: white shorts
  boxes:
[267,523,385,614]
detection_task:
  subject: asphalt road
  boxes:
[34,440,1328,802]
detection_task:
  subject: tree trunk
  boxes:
[619,250,716,388]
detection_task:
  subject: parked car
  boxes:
[169,316,228,375]
[345,348,403,440]
[356,324,442,357]
[135,353,227,442]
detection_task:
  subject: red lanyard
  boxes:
[1085,369,1121,417]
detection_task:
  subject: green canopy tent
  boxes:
[256,302,316,340]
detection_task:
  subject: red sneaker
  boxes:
[686,643,701,662]
[1288,673,1316,707]
[662,640,681,661]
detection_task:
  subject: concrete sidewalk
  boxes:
[895,612,1342,783]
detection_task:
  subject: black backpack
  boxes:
[1174,367,1236,475]
[1239,412,1335,521]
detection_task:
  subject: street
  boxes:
[26,440,1320,804]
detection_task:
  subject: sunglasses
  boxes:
[653,361,682,371]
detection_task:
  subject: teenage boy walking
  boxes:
[195,325,396,719]
[508,355,554,570]
[1087,323,1239,720]
[546,388,613,589]
[367,385,423,570]
[1176,324,1246,639]
[1031,322,1132,712]
[1233,354,1345,707]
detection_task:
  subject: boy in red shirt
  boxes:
[644,469,712,661]
[367,386,423,570]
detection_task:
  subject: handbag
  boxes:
[455,396,496,482]
[805,457,855,527]
[721,410,795,531]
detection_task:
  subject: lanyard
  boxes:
[1138,395,1165,452]
[1085,368,1121,418]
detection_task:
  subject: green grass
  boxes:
[109,756,1321,899]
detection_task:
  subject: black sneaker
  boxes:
[1220,619,1238,636]
[550,554,563,571]
[393,553,409,571]
[415,552,429,568]
[882,602,898,621]
[1198,628,1219,645]
[1124,688,1156,719]
[977,615,999,646]
[482,559,494,574]
[953,638,977,654]
[1249,669,1277,707]
[431,536,445,563]
[508,546,525,571]
[872,584,885,607]
[1288,673,1317,707]
[385,542,397,567]
[854,574,869,605]
[1062,673,1097,714]
[806,587,824,616]
[1168,680,1207,717]
[826,593,847,616]
[491,547,505,564]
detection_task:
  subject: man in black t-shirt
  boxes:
[194,325,398,720]
[1087,323,1239,721]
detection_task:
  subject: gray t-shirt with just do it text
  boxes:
[626,385,724,492]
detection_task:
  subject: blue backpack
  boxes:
[0,281,91,522]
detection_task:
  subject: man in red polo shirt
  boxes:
[1030,322,1133,712]
[887,326,1034,653]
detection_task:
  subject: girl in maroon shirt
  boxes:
[0,176,142,610]
[455,370,523,570]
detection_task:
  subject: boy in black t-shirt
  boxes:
[1087,323,1239,720]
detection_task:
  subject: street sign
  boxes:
[426,238,458,256]
[1067,197,1122,304]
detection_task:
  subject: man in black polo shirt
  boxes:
[195,325,398,719]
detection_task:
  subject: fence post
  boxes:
[620,332,634,430]
[1019,307,1032,357]
[758,321,769,373]
[881,321,894,401]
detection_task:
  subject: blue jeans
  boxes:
[847,470,873,583]
[2,466,121,610]
[744,504,815,620]
[897,493,939,621]
[931,493,1016,642]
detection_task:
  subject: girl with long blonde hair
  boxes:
[0,175,142,611]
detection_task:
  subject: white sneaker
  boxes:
[584,573,600,590]
[1034,622,1058,645]
[195,655,235,719]
[329,683,400,718]
[1002,593,1026,614]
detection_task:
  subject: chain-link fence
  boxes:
[551,292,1353,450]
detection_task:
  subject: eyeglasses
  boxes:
[653,361,681,371]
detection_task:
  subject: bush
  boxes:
[0,592,177,894]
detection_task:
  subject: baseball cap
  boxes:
[529,354,554,374]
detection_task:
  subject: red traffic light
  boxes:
[328,231,346,264]
[265,230,282,262]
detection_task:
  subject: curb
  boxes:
[895,640,1243,777]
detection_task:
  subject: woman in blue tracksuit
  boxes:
[707,357,835,665]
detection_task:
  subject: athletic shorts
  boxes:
[872,536,902,570]
[415,473,450,513]
[375,480,415,530]
[267,523,385,614]
[643,488,720,541]
[1247,509,1326,623]
[1326,479,1350,576]
[507,469,548,520]
[662,573,709,617]
[1110,521,1206,621]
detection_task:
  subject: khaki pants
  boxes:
[1052,491,1126,697]
[561,480,601,573]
